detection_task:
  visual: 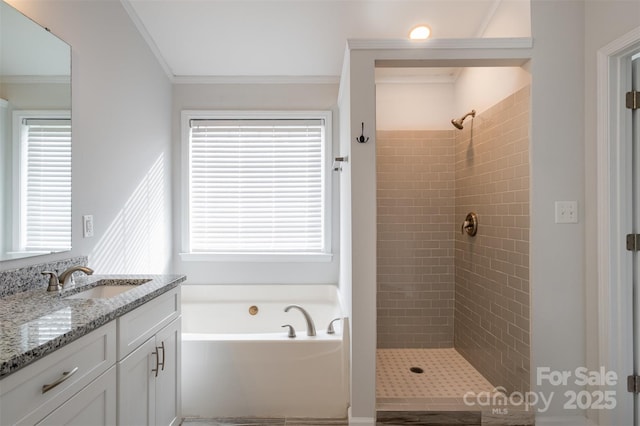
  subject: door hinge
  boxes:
[626,234,640,251]
[627,91,639,110]
[628,375,640,393]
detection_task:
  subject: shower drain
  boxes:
[409,367,424,374]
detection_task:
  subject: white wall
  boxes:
[529,0,585,419]
[171,82,340,285]
[375,82,454,130]
[2,0,173,274]
[453,66,531,115]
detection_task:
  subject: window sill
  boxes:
[179,252,334,263]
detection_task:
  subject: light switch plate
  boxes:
[83,215,94,238]
[555,201,578,224]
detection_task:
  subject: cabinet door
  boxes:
[155,317,181,426]
[117,337,156,426]
[36,366,116,426]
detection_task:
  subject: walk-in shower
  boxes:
[376,81,531,417]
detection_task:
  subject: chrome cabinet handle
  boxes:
[152,347,160,377]
[42,367,79,393]
[158,341,165,371]
[152,342,166,377]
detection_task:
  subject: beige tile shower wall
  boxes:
[377,130,456,348]
[454,86,530,393]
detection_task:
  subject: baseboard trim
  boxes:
[348,407,375,425]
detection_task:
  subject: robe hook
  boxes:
[356,122,369,143]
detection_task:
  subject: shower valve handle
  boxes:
[461,212,478,236]
[461,220,472,233]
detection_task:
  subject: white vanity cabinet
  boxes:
[0,322,117,426]
[0,285,181,426]
[117,288,181,426]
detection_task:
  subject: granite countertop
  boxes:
[0,274,186,379]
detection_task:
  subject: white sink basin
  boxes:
[64,279,150,299]
[66,285,138,299]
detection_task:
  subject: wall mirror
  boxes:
[0,0,72,261]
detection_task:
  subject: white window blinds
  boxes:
[188,118,326,253]
[21,118,72,252]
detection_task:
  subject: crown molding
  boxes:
[475,0,503,37]
[374,71,460,85]
[120,0,174,80]
[347,37,533,51]
[172,75,340,85]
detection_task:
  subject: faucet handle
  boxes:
[281,324,296,338]
[327,318,342,334]
[42,271,61,292]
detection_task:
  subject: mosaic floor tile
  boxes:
[377,348,496,400]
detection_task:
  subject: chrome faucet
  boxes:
[284,304,316,336]
[327,318,342,334]
[42,266,94,292]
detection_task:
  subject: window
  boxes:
[15,112,72,253]
[182,111,331,260]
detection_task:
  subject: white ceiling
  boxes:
[123,0,504,79]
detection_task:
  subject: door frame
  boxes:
[597,26,640,426]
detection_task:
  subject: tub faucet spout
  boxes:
[284,304,316,336]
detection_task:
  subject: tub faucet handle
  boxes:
[281,324,296,338]
[327,318,342,334]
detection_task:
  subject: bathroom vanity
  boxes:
[0,274,185,425]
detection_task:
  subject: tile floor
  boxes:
[377,348,497,407]
[376,349,534,425]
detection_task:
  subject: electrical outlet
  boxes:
[555,201,578,224]
[83,215,94,238]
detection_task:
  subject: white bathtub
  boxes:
[181,284,349,419]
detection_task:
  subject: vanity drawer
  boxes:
[117,287,180,360]
[0,321,116,426]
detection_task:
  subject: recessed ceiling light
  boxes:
[409,25,431,40]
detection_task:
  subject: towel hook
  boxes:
[356,122,369,143]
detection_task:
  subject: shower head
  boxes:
[451,118,465,130]
[451,109,476,130]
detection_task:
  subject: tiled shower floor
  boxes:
[376,349,534,425]
[376,348,497,411]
